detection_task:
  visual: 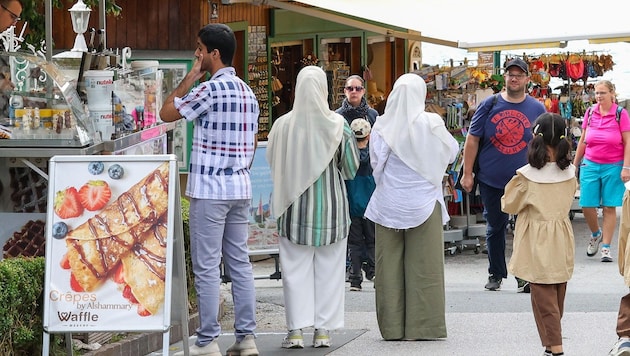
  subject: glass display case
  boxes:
[0,50,99,149]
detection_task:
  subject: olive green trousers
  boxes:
[375,202,447,340]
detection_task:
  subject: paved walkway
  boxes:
[153,211,627,355]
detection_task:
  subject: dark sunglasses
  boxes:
[344,86,364,92]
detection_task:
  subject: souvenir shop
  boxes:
[427,50,617,253]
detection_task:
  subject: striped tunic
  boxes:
[278,123,359,246]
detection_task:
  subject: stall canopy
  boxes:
[291,0,630,51]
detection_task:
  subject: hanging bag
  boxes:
[566,54,584,81]
[271,76,283,92]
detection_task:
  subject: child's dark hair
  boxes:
[528,113,572,170]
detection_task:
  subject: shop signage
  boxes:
[42,155,189,355]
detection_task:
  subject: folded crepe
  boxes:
[120,218,167,316]
[65,162,170,292]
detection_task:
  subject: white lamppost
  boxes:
[69,0,91,52]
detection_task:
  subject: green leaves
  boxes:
[0,257,46,355]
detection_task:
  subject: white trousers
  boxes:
[279,236,347,331]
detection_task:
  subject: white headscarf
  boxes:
[373,73,454,189]
[266,66,345,217]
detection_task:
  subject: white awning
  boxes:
[293,0,630,50]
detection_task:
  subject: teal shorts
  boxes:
[579,158,625,208]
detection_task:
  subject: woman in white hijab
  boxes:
[266,66,359,349]
[365,73,459,341]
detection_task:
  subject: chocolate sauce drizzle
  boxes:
[68,166,169,283]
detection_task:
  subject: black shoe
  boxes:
[516,277,530,293]
[484,275,502,291]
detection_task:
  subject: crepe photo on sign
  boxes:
[53,161,170,317]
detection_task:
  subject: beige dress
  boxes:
[502,163,577,284]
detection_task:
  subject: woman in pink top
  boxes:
[573,79,630,262]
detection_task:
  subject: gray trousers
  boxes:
[375,202,447,340]
[189,198,257,345]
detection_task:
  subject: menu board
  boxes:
[42,155,183,333]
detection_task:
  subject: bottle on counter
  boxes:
[8,94,23,126]
[33,107,40,129]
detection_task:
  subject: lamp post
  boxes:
[69,0,91,52]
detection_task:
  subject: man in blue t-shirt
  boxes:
[460,58,546,292]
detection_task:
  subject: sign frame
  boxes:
[41,154,189,356]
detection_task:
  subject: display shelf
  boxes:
[247,25,270,140]
[0,50,97,148]
[327,61,349,109]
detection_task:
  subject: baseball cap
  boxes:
[505,58,529,74]
[351,118,371,139]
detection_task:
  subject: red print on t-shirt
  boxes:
[489,110,531,155]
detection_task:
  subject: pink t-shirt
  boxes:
[582,103,630,164]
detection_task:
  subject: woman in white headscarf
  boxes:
[365,73,459,341]
[266,66,359,349]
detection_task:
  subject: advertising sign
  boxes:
[43,155,182,333]
[248,142,279,251]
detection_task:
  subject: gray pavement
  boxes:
[156,211,627,355]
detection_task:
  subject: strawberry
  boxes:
[70,274,84,292]
[112,263,125,284]
[60,254,70,269]
[122,284,139,304]
[137,304,151,317]
[54,187,83,219]
[78,180,112,211]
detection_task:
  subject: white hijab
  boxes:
[266,66,345,217]
[373,73,453,189]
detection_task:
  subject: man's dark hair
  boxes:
[198,23,236,66]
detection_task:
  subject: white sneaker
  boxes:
[226,334,258,356]
[281,329,304,349]
[602,247,613,262]
[313,328,331,348]
[609,337,630,356]
[174,340,221,356]
[587,230,602,257]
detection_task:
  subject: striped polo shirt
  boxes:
[174,67,259,200]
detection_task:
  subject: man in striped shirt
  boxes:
[160,23,259,356]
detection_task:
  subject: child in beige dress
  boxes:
[502,113,576,356]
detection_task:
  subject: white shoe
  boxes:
[602,247,613,262]
[587,230,602,257]
[226,334,258,356]
[609,338,630,356]
[281,329,304,349]
[174,340,221,356]
[313,328,331,348]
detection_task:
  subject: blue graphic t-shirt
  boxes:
[468,94,546,189]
